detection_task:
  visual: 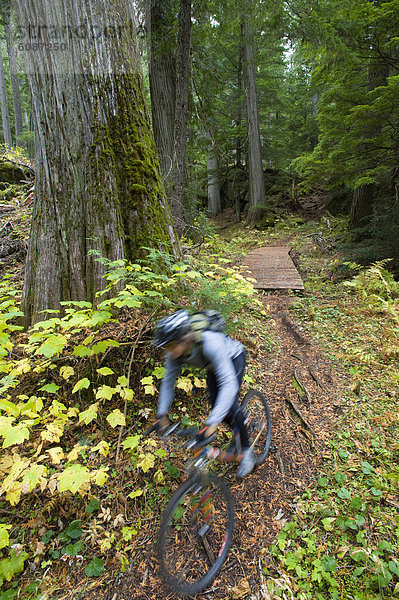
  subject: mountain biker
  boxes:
[151,309,256,478]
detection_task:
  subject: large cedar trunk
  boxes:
[169,0,191,230]
[148,0,176,182]
[242,16,266,225]
[15,0,179,326]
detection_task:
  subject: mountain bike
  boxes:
[149,389,271,596]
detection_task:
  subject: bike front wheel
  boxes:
[158,473,234,596]
[241,389,272,466]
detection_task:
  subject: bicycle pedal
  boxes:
[198,524,210,537]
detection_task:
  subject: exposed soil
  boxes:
[54,291,345,600]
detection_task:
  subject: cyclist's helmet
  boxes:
[152,309,191,348]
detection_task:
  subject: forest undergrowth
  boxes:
[0,213,398,600]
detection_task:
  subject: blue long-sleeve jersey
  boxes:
[157,331,244,425]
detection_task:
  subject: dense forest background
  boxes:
[1,0,398,296]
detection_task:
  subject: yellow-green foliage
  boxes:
[0,241,265,593]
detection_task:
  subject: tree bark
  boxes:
[15,0,179,326]
[4,12,23,141]
[236,22,244,170]
[147,0,176,183]
[207,145,221,217]
[0,39,12,147]
[242,15,266,224]
[169,0,191,230]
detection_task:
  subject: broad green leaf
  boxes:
[0,399,20,417]
[152,366,165,379]
[121,435,141,450]
[117,376,129,387]
[35,334,68,358]
[60,366,75,380]
[58,464,90,494]
[78,403,99,426]
[0,525,11,550]
[2,423,30,448]
[50,400,67,416]
[19,397,43,417]
[41,420,64,443]
[128,488,143,499]
[67,444,87,461]
[337,487,351,500]
[39,383,60,394]
[72,345,92,357]
[361,461,375,474]
[90,468,109,487]
[137,452,155,473]
[96,385,115,400]
[106,409,126,428]
[119,387,134,401]
[176,377,193,394]
[141,376,155,395]
[0,416,16,436]
[84,557,104,577]
[194,377,206,388]
[65,520,82,539]
[0,549,29,582]
[64,540,84,557]
[47,447,65,464]
[85,499,100,514]
[72,378,91,394]
[91,441,109,456]
[21,464,47,491]
[97,367,114,376]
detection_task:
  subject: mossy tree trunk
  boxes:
[15,0,180,326]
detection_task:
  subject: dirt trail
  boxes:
[84,293,342,600]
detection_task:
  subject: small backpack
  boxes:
[189,310,226,342]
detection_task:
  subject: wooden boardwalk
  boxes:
[243,246,304,291]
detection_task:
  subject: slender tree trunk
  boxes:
[242,16,266,224]
[0,40,12,146]
[147,0,176,183]
[5,14,23,141]
[15,0,179,326]
[236,23,244,169]
[169,0,191,230]
[207,144,221,217]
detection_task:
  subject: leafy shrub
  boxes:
[343,260,399,301]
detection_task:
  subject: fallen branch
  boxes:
[294,367,312,404]
[284,394,316,436]
[0,204,16,213]
[308,366,324,388]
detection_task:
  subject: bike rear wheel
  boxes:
[241,389,272,465]
[158,473,234,596]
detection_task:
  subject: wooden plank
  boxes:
[243,246,304,291]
